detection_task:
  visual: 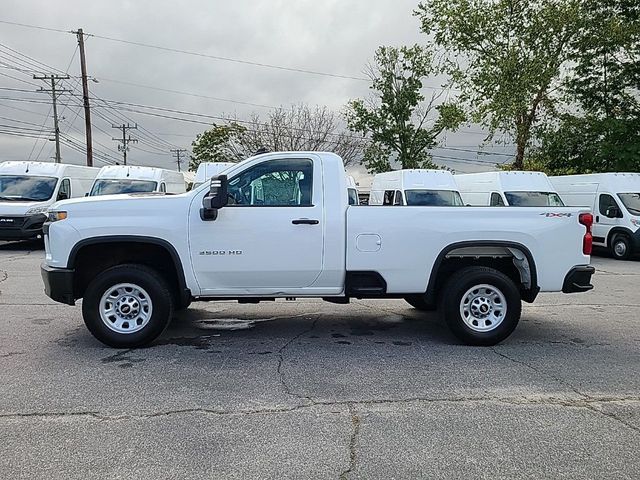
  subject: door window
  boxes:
[599,194,620,216]
[227,158,313,206]
[57,178,71,201]
[490,192,505,206]
[393,190,404,206]
[382,190,395,205]
[160,183,166,193]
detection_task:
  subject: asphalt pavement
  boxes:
[1,240,639,479]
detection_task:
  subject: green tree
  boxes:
[189,122,246,171]
[415,0,583,170]
[530,0,640,173]
[346,45,464,174]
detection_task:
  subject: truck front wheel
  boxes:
[441,266,521,346]
[82,264,173,348]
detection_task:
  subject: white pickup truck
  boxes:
[41,152,595,348]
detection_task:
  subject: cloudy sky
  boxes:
[0,0,512,179]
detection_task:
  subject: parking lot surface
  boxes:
[1,241,639,479]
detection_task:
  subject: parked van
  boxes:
[193,162,235,188]
[455,171,564,207]
[0,161,98,241]
[369,169,463,206]
[550,173,640,260]
[347,175,359,205]
[89,166,186,196]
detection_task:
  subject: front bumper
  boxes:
[562,265,595,293]
[41,263,75,305]
[0,214,47,241]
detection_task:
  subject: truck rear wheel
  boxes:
[441,266,521,346]
[82,264,173,348]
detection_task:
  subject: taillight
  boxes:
[579,213,593,255]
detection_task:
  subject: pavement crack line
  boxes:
[276,317,320,403]
[339,403,361,480]
[3,396,639,423]
[584,403,640,434]
[490,347,589,399]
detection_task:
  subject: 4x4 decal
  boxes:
[540,212,573,218]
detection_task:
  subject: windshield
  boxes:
[404,189,464,206]
[90,179,158,196]
[0,175,58,201]
[618,193,640,215]
[504,191,565,207]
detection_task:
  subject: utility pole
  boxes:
[170,148,188,172]
[72,28,93,167]
[34,74,70,163]
[112,124,138,165]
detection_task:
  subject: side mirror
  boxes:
[57,191,70,201]
[605,206,622,218]
[200,175,228,221]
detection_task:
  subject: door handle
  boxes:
[292,219,319,225]
[596,216,600,223]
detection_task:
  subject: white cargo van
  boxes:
[193,162,235,188]
[0,161,98,241]
[369,169,463,206]
[455,171,564,207]
[550,173,640,260]
[89,166,186,196]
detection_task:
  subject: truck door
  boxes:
[595,193,623,246]
[189,156,324,293]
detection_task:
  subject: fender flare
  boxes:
[68,235,191,304]
[424,240,539,304]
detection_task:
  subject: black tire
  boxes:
[611,234,632,260]
[82,264,174,348]
[404,295,436,311]
[441,266,521,346]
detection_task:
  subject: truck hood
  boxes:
[0,200,50,216]
[50,191,193,215]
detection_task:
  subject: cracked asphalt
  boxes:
[1,240,639,479]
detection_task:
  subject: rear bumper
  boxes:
[0,214,47,241]
[41,263,75,305]
[562,265,595,293]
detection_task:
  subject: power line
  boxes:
[96,77,277,110]
[0,19,69,34]
[0,19,370,82]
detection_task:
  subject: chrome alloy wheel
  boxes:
[99,283,153,334]
[459,284,507,332]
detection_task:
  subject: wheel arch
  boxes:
[606,227,633,247]
[68,235,191,305]
[424,241,539,305]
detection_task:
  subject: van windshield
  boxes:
[0,175,58,201]
[504,191,564,207]
[405,190,464,206]
[618,193,640,215]
[90,179,157,196]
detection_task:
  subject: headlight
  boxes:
[25,205,49,216]
[47,211,68,222]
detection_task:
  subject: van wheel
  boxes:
[441,266,521,346]
[82,264,173,348]
[611,234,631,260]
[404,295,436,311]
